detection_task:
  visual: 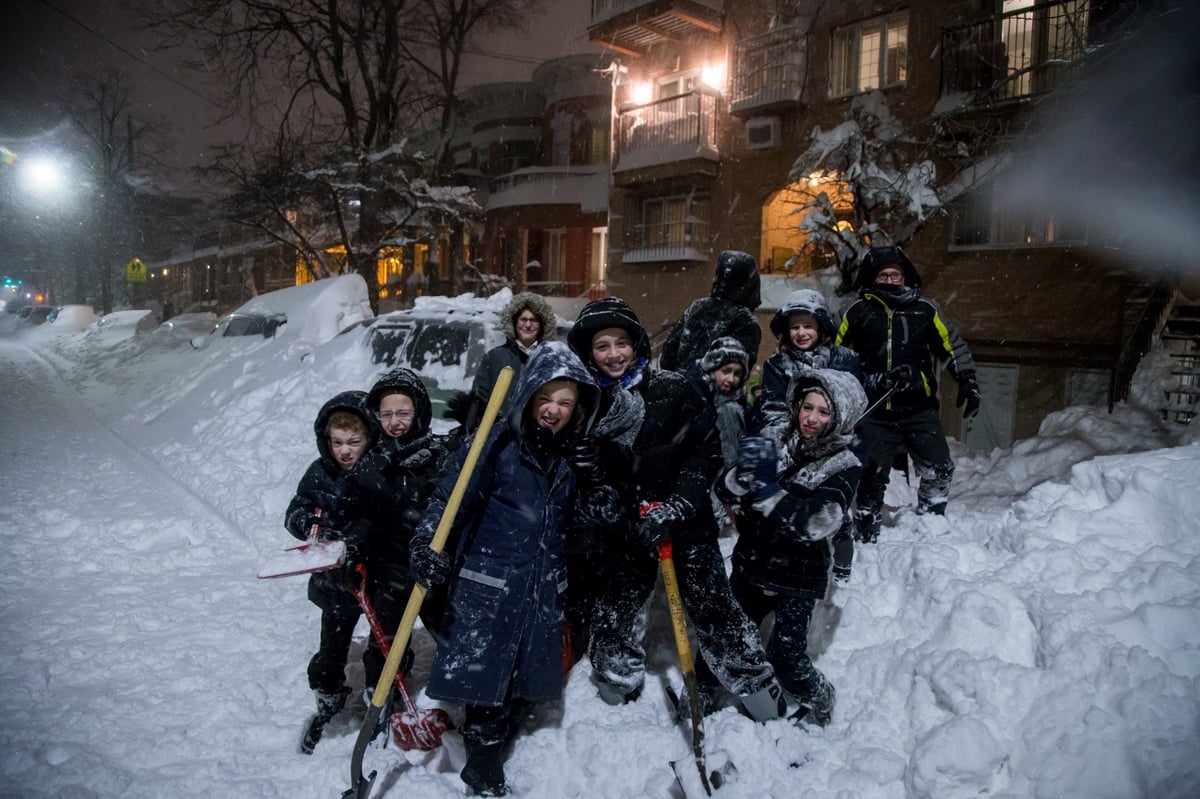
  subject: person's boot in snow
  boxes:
[789,662,835,727]
[739,679,787,722]
[674,680,723,722]
[461,739,509,796]
[315,686,351,719]
[594,674,642,706]
[854,508,881,543]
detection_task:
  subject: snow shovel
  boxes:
[348,563,453,751]
[256,508,346,579]
[641,501,713,797]
[343,365,515,799]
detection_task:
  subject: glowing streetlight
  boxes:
[17,154,70,201]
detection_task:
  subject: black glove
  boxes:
[633,496,694,550]
[736,437,779,496]
[956,373,981,419]
[567,438,606,483]
[409,536,451,588]
[884,364,916,393]
[339,559,365,593]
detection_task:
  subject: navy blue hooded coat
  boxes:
[419,342,598,706]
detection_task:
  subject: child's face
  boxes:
[787,313,821,351]
[796,390,832,440]
[590,327,635,380]
[328,426,368,470]
[378,393,416,438]
[529,379,579,434]
[711,363,745,394]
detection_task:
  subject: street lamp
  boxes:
[17,154,71,205]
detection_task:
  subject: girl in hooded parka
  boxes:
[717,368,867,727]
[407,342,598,798]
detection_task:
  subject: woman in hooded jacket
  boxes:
[717,369,867,727]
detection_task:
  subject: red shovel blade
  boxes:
[390,707,454,751]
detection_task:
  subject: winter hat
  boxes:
[855,245,921,290]
[567,296,652,364]
[711,250,762,310]
[499,291,557,342]
[366,367,432,438]
[788,368,868,439]
[769,289,837,342]
[699,336,750,376]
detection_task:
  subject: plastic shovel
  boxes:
[348,564,452,751]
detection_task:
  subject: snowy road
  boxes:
[0,340,331,797]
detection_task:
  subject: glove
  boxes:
[883,364,915,393]
[956,373,981,419]
[735,437,780,497]
[339,559,365,593]
[408,536,451,588]
[632,496,694,550]
[567,437,606,483]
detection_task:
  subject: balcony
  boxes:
[486,167,610,213]
[614,91,719,178]
[731,26,807,116]
[589,0,724,57]
[941,0,1091,104]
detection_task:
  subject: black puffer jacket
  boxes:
[836,255,975,412]
[719,369,866,598]
[284,390,379,612]
[659,250,762,373]
[356,368,454,575]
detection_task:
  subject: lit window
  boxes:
[831,12,908,96]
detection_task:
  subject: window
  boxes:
[546,229,566,283]
[831,12,908,96]
[951,182,1087,247]
[626,193,711,262]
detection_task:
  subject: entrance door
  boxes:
[963,363,1017,451]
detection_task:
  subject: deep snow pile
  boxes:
[1,277,1198,798]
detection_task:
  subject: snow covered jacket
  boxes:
[719,369,866,598]
[470,291,558,405]
[836,257,975,413]
[752,289,863,435]
[419,342,598,706]
[356,368,454,576]
[659,250,762,373]
[284,390,380,613]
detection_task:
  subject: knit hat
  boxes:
[855,245,921,290]
[769,289,837,342]
[566,296,652,364]
[699,336,750,376]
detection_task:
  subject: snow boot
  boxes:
[594,674,642,706]
[854,508,881,543]
[316,686,352,717]
[673,681,722,723]
[461,741,509,797]
[790,667,835,727]
[739,679,787,722]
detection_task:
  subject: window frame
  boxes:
[830,11,909,97]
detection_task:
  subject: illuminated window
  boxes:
[831,12,908,96]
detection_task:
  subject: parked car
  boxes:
[159,312,218,341]
[20,305,57,326]
[191,311,287,349]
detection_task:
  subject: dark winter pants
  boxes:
[856,407,954,518]
[727,572,822,700]
[308,609,360,693]
[588,526,775,699]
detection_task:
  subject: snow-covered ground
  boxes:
[1,276,1198,798]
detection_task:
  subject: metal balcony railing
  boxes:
[731,26,807,113]
[591,0,724,23]
[942,0,1091,102]
[616,91,718,168]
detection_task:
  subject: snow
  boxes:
[2,278,1199,799]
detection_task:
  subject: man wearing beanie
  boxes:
[565,298,787,723]
[836,245,980,541]
[659,250,763,373]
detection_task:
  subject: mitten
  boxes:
[956,373,981,419]
[632,495,694,549]
[567,437,606,483]
[736,437,780,497]
[408,536,451,588]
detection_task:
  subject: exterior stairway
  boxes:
[1160,304,1200,425]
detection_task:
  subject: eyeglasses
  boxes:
[516,316,541,327]
[874,268,905,284]
[378,410,415,422]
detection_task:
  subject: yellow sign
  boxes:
[125,257,147,283]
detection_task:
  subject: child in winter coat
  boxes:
[717,368,867,726]
[353,367,455,697]
[566,298,786,723]
[407,342,598,798]
[283,391,379,727]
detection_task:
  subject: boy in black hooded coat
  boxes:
[566,297,785,722]
[659,250,763,373]
[283,390,379,721]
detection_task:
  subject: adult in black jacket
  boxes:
[717,368,866,726]
[569,298,785,722]
[659,250,763,373]
[836,246,980,541]
[283,390,379,717]
[355,367,455,693]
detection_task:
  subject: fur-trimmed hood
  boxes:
[499,291,558,343]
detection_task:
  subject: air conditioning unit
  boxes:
[745,116,781,150]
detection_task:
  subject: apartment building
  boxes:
[585,0,1188,448]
